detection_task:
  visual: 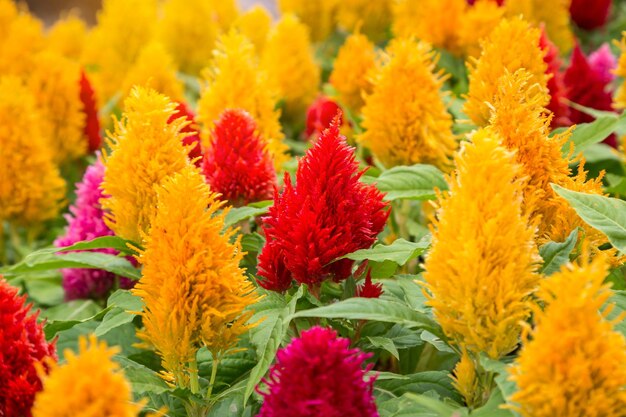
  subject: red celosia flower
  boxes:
[538,28,570,127]
[564,44,617,146]
[257,326,379,417]
[569,0,611,30]
[202,109,276,206]
[0,279,56,417]
[356,270,383,298]
[257,115,389,292]
[305,96,344,139]
[79,71,102,153]
[169,101,203,166]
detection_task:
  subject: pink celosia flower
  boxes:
[54,157,133,300]
[539,28,570,127]
[356,271,383,298]
[168,101,203,166]
[569,0,611,30]
[257,116,389,292]
[0,278,56,417]
[257,326,379,417]
[79,71,102,153]
[305,96,344,139]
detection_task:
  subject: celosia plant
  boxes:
[305,96,345,140]
[616,32,626,110]
[335,0,392,43]
[79,71,102,153]
[277,0,337,42]
[169,101,203,166]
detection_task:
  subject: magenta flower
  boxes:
[257,326,379,417]
[54,157,133,300]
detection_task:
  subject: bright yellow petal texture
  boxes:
[261,14,321,120]
[198,31,288,169]
[458,0,504,58]
[335,0,393,43]
[392,0,466,55]
[0,77,66,226]
[278,0,338,42]
[134,167,259,387]
[0,0,44,76]
[510,256,626,417]
[32,335,144,417]
[46,13,87,61]
[464,18,549,127]
[451,351,480,408]
[233,5,272,54]
[505,0,573,52]
[423,129,540,359]
[330,32,377,114]
[122,42,184,101]
[28,51,86,164]
[359,38,456,169]
[101,86,191,243]
[614,32,626,110]
[82,0,157,106]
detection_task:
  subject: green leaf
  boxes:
[342,236,431,266]
[95,290,143,337]
[363,165,448,201]
[538,228,579,275]
[376,371,461,402]
[224,202,272,227]
[560,113,625,155]
[404,393,466,417]
[115,356,170,395]
[368,336,400,360]
[56,236,138,254]
[552,184,626,253]
[471,389,516,417]
[608,290,626,337]
[480,356,518,409]
[43,302,110,340]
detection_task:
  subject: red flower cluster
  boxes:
[356,271,383,299]
[257,116,389,292]
[202,109,276,206]
[257,326,379,417]
[569,0,611,30]
[539,29,570,127]
[0,279,56,417]
[79,71,102,153]
[169,101,203,166]
[305,96,344,140]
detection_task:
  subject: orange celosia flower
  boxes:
[335,0,393,43]
[458,0,504,58]
[233,5,272,53]
[614,32,626,110]
[505,0,573,52]
[46,13,87,61]
[278,0,338,42]
[134,167,258,387]
[0,0,44,76]
[423,129,540,360]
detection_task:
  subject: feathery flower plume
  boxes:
[32,335,145,417]
[451,352,479,408]
[198,31,288,169]
[233,5,272,53]
[257,326,378,417]
[335,0,393,43]
[305,96,345,140]
[616,32,626,110]
[80,71,102,153]
[458,0,504,58]
[54,158,133,301]
[169,102,203,166]
[510,256,626,417]
[0,279,56,417]
[46,13,86,60]
[329,32,377,113]
[423,129,540,359]
[570,0,612,31]
[122,42,184,101]
[504,0,573,52]
[202,109,276,206]
[360,38,455,169]
[29,51,86,163]
[464,18,549,127]
[277,0,338,42]
[539,28,571,127]
[0,76,65,226]
[101,86,191,243]
[261,14,321,120]
[355,271,383,299]
[134,167,258,387]
[0,0,44,76]
[257,118,389,293]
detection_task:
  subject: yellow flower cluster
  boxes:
[233,6,272,53]
[505,0,573,52]
[134,167,258,387]
[359,39,456,169]
[0,0,44,76]
[458,0,505,58]
[46,14,87,61]
[423,129,540,359]
[278,0,338,42]
[510,256,626,417]
[615,32,626,110]
[335,0,393,43]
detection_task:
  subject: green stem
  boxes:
[189,358,199,395]
[415,343,435,372]
[207,353,221,399]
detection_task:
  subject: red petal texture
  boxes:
[257,115,390,292]
[79,71,102,153]
[539,28,571,127]
[169,101,204,166]
[257,326,379,417]
[569,0,611,30]
[305,96,344,139]
[202,109,276,206]
[356,270,383,298]
[0,279,56,417]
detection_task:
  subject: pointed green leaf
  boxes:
[342,236,431,266]
[538,228,579,275]
[363,165,448,201]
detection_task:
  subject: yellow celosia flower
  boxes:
[233,5,272,53]
[134,167,258,387]
[278,0,338,42]
[464,18,549,126]
[359,38,456,169]
[451,352,480,408]
[505,0,573,52]
[101,86,191,243]
[423,129,540,359]
[0,77,66,226]
[198,31,288,169]
[510,256,626,417]
[28,51,86,163]
[335,0,392,43]
[392,0,466,55]
[46,13,87,61]
[0,0,44,76]
[82,0,157,105]
[614,32,626,110]
[458,0,504,58]
[122,42,184,101]
[32,335,144,417]
[330,32,377,113]
[261,14,321,120]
